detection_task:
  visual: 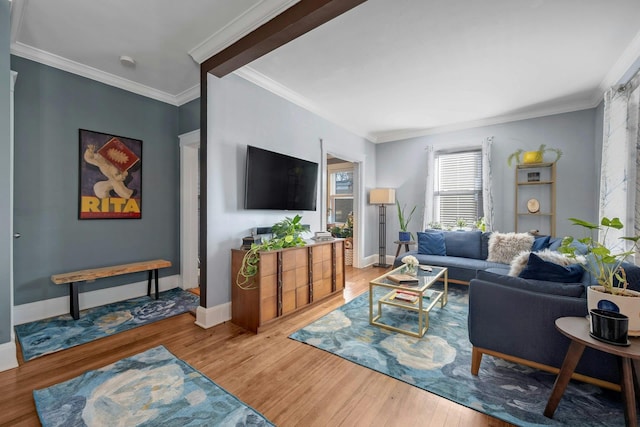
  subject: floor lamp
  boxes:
[370,188,396,268]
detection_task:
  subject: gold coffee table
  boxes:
[369,264,448,337]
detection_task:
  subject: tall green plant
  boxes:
[396,200,416,232]
[559,217,640,295]
[236,215,306,290]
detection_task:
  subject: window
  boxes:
[328,166,353,224]
[434,150,483,227]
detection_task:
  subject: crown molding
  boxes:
[189,0,300,64]
[175,84,201,106]
[10,42,192,106]
[234,65,372,141]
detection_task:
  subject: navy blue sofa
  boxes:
[393,230,628,388]
[392,230,563,283]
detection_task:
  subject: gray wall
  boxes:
[178,98,200,135]
[0,1,11,344]
[376,109,600,251]
[11,56,181,305]
[205,73,376,306]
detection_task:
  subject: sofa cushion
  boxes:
[476,270,585,297]
[531,235,551,251]
[408,253,506,282]
[509,249,585,277]
[443,230,482,259]
[417,231,446,255]
[518,253,584,283]
[487,232,534,264]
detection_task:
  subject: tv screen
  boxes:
[245,145,318,211]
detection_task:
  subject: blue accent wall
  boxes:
[11,56,181,305]
[0,0,11,344]
[178,98,200,135]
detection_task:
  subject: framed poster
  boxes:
[78,129,142,219]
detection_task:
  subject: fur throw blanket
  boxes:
[508,249,586,277]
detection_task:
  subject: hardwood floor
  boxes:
[1,266,514,427]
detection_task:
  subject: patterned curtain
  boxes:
[599,70,640,254]
[422,145,435,230]
[482,136,495,231]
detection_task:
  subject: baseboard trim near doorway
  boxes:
[0,340,18,372]
[195,303,231,329]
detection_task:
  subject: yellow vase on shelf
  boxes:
[522,151,543,164]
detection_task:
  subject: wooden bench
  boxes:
[51,259,172,320]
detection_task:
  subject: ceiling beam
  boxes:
[202,0,367,77]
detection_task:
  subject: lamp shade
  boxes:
[370,188,395,205]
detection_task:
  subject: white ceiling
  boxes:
[10,0,640,143]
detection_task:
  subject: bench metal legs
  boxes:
[69,282,80,320]
[147,268,159,299]
[68,268,160,320]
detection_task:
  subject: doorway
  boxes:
[324,154,359,266]
[179,130,200,292]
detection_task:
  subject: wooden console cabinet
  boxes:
[231,240,345,333]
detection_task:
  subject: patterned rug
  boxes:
[33,345,273,427]
[16,288,199,361]
[290,285,626,427]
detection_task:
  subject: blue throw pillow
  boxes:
[518,252,584,283]
[417,231,446,255]
[475,270,585,297]
[531,235,551,252]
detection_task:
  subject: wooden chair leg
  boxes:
[471,346,482,375]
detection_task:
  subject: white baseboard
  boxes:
[0,340,18,372]
[14,274,181,325]
[195,303,231,329]
[363,254,396,267]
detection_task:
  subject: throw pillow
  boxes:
[487,232,534,264]
[417,231,446,255]
[518,252,584,283]
[443,230,482,259]
[508,248,585,277]
[531,235,551,252]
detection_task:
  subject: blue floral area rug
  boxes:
[33,345,274,427]
[16,288,199,361]
[290,285,626,427]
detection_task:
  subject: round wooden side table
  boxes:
[544,316,640,426]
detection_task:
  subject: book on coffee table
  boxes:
[387,274,419,285]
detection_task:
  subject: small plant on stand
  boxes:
[396,200,417,241]
[455,218,467,230]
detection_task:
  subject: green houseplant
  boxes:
[236,215,306,290]
[559,217,640,338]
[396,200,417,241]
[507,144,563,167]
[559,217,640,295]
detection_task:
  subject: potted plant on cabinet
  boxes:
[396,200,416,242]
[507,144,563,167]
[236,215,306,290]
[560,217,640,340]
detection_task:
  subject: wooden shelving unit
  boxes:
[514,162,556,236]
[231,239,345,333]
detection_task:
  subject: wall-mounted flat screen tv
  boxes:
[245,145,318,211]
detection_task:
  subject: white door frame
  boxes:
[321,146,366,268]
[179,130,200,289]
